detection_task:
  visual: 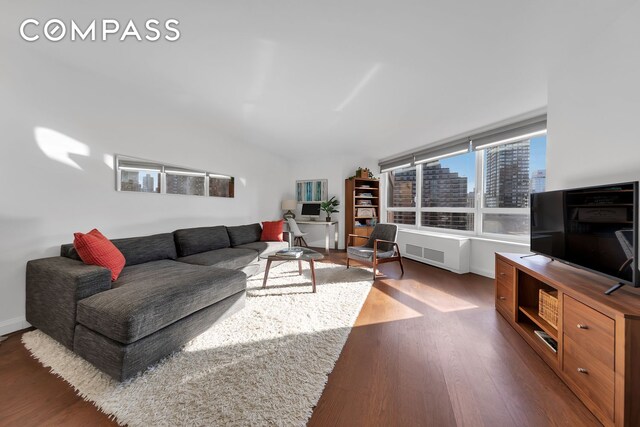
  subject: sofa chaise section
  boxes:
[76,260,245,344]
[74,260,246,381]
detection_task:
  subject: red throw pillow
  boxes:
[261,220,284,242]
[73,229,126,281]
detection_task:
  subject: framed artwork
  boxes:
[296,179,328,202]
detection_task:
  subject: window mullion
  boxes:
[416,163,422,227]
[475,149,483,235]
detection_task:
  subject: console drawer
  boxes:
[564,295,614,369]
[563,334,614,423]
[496,280,513,315]
[496,258,515,286]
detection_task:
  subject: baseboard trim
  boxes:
[471,267,494,279]
[403,253,467,274]
[0,317,30,336]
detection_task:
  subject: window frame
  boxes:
[382,134,546,242]
[385,165,419,227]
[115,155,234,198]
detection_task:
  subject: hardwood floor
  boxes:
[0,252,600,426]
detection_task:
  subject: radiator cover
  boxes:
[398,230,470,274]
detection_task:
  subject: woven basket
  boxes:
[539,289,559,328]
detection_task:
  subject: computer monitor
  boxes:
[301,202,321,220]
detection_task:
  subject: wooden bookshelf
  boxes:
[345,177,380,247]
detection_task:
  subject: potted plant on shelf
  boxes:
[320,196,339,222]
[350,167,376,179]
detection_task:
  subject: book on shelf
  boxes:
[534,330,557,353]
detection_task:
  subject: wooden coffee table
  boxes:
[260,247,325,293]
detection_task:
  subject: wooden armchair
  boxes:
[346,224,404,280]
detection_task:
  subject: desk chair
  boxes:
[346,223,404,280]
[287,218,309,247]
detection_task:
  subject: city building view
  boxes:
[530,169,546,193]
[120,171,160,193]
[386,161,473,230]
[387,138,546,235]
[209,176,235,198]
[166,174,206,196]
[483,141,530,208]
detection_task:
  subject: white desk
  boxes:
[294,220,339,252]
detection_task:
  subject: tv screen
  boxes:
[530,182,638,287]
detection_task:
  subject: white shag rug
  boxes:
[22,261,373,426]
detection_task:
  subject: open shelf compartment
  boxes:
[516,271,559,358]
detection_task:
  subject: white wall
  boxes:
[287,155,378,249]
[546,2,640,191]
[470,239,529,278]
[0,50,290,334]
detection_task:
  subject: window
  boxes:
[386,166,416,225]
[480,136,546,236]
[209,175,235,197]
[116,155,234,198]
[382,131,547,239]
[166,169,206,196]
[120,169,161,193]
[421,151,476,231]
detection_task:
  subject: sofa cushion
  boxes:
[235,241,289,257]
[73,229,126,281]
[112,233,178,266]
[261,220,284,242]
[61,232,177,266]
[76,260,246,344]
[347,246,396,261]
[174,226,230,257]
[177,248,258,270]
[227,223,262,246]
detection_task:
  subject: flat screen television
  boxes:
[530,181,638,294]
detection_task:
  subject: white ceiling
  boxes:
[2,0,635,160]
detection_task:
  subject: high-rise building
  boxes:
[484,141,530,208]
[387,167,416,224]
[387,162,472,229]
[422,162,469,207]
[421,161,471,230]
[120,170,141,192]
[142,174,155,193]
[166,174,205,196]
[530,169,546,194]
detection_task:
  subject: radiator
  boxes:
[398,230,471,274]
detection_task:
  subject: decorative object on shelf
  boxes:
[358,193,373,198]
[295,179,328,202]
[356,207,375,218]
[281,199,297,219]
[348,167,377,180]
[357,199,372,206]
[320,196,339,222]
[357,167,372,178]
[538,289,558,327]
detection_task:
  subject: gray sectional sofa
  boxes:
[26,223,289,381]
